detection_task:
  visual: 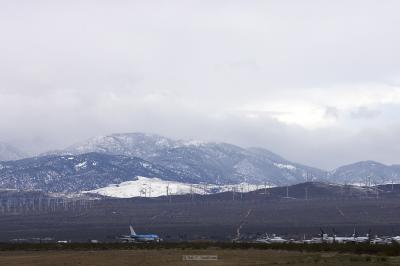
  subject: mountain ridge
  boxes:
[0,152,186,193]
[42,132,325,186]
[40,132,400,187]
[328,160,400,185]
[2,132,400,193]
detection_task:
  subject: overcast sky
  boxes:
[1,0,400,169]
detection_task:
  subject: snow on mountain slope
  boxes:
[274,163,296,170]
[47,133,326,186]
[0,153,187,193]
[85,176,262,198]
[329,161,400,185]
[5,133,400,192]
[85,176,203,198]
[46,133,179,158]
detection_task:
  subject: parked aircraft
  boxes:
[251,228,395,245]
[321,228,373,244]
[255,234,288,244]
[347,230,371,243]
[371,237,391,244]
[118,226,161,243]
[314,229,348,243]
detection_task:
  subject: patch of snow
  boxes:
[140,162,151,168]
[350,181,396,187]
[83,177,264,198]
[84,177,200,198]
[274,163,296,170]
[155,139,170,146]
[75,161,87,170]
[222,183,265,193]
[181,139,207,147]
[349,182,365,187]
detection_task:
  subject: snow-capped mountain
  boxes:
[146,143,324,185]
[46,133,325,186]
[0,153,186,193]
[0,142,26,161]
[3,133,400,195]
[44,133,180,158]
[329,161,400,185]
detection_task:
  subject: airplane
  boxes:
[390,235,400,243]
[255,234,288,244]
[347,229,371,243]
[118,226,161,243]
[316,228,354,244]
[318,228,379,244]
[303,238,323,244]
[371,237,391,245]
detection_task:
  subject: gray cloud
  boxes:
[324,107,340,119]
[351,107,381,119]
[1,0,400,169]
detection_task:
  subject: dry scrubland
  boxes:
[3,197,400,242]
[0,249,396,266]
[3,184,400,242]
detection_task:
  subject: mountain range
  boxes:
[44,133,324,185]
[329,161,400,185]
[0,152,184,193]
[0,132,400,195]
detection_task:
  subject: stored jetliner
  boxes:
[316,229,372,244]
[119,226,161,243]
[255,234,288,244]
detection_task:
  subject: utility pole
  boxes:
[143,184,148,197]
[286,186,289,198]
[166,184,172,203]
[264,182,267,199]
[341,184,344,199]
[305,186,308,201]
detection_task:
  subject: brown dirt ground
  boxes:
[0,249,398,266]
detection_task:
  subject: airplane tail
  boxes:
[129,226,136,236]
